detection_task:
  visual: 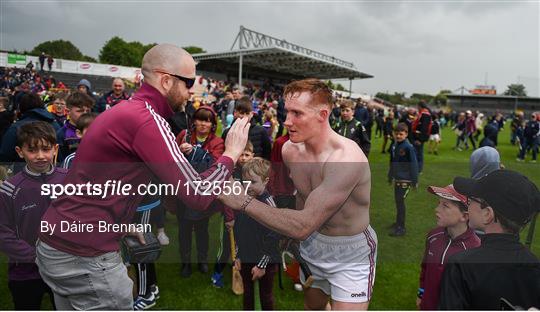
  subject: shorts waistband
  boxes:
[307,225,375,246]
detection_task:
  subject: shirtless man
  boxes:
[220,79,377,310]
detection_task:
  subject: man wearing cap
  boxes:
[438,170,540,310]
[469,146,501,180]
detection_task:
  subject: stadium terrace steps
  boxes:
[46,71,116,94]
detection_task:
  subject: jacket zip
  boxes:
[440,239,452,265]
[15,225,20,267]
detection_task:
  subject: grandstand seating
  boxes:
[47,71,115,93]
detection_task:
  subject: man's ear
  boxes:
[15,146,24,159]
[460,211,469,222]
[483,207,496,225]
[319,107,330,121]
[160,74,172,92]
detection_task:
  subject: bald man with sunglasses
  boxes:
[36,44,250,310]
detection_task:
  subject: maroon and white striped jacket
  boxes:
[39,83,233,257]
[418,227,480,310]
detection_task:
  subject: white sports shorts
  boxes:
[429,134,441,142]
[299,225,378,303]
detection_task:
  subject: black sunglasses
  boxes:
[155,70,195,89]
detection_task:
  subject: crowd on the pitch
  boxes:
[0,66,539,311]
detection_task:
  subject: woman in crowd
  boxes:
[176,106,225,277]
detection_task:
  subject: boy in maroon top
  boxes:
[268,133,295,208]
[0,122,67,309]
[417,184,480,310]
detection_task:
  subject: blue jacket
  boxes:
[524,120,540,140]
[0,108,61,164]
[388,139,419,185]
[235,191,280,267]
[354,106,370,126]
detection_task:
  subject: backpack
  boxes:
[412,109,433,137]
[184,132,215,173]
[182,132,216,220]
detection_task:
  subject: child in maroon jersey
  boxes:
[417,184,480,310]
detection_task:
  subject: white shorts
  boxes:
[429,134,441,142]
[299,226,378,303]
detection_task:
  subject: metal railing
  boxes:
[231,26,356,69]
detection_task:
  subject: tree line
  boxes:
[6,37,529,100]
[7,37,206,68]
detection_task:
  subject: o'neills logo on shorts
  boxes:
[351,292,366,298]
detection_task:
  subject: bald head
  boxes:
[112,78,125,95]
[141,43,196,85]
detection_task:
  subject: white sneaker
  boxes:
[134,292,156,310]
[157,232,170,245]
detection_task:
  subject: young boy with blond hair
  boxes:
[234,157,280,310]
[332,99,371,156]
[211,141,255,288]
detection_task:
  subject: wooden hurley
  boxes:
[289,244,314,289]
[282,240,314,289]
[229,228,244,295]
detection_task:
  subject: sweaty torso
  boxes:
[285,133,371,237]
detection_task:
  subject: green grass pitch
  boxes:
[0,123,538,310]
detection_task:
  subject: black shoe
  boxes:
[181,264,192,278]
[389,226,406,237]
[198,263,209,273]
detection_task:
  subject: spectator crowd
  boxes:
[0,62,539,311]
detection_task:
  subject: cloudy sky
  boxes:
[2,0,538,96]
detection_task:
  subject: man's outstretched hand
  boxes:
[222,117,250,163]
[218,180,250,211]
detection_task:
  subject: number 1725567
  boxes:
[183,180,251,196]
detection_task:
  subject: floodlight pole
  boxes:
[508,87,520,113]
[238,26,244,90]
[239,54,243,90]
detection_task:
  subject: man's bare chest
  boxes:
[288,162,323,201]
